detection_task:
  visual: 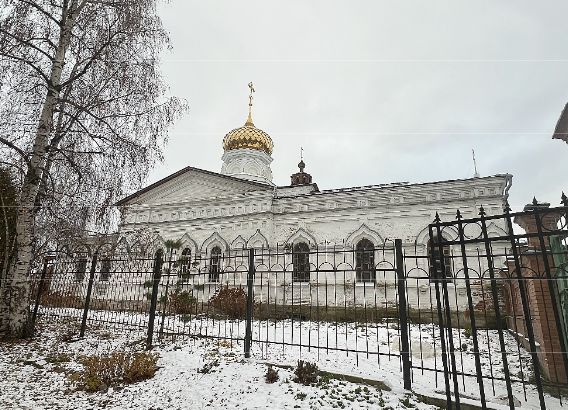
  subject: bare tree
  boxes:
[0,0,187,338]
[0,167,17,285]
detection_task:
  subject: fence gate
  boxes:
[422,199,568,410]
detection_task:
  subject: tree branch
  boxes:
[0,137,31,169]
[19,0,62,27]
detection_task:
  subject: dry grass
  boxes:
[70,352,159,392]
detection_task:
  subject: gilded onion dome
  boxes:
[222,82,274,155]
[222,115,274,155]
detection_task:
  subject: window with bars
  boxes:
[180,248,192,274]
[99,259,112,281]
[209,246,222,282]
[292,242,310,282]
[75,258,87,281]
[356,239,375,282]
[428,235,453,282]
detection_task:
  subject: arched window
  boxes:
[180,248,192,274]
[428,234,452,282]
[209,246,222,282]
[356,239,375,282]
[292,242,310,282]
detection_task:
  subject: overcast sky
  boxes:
[150,0,568,211]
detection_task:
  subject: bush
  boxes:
[169,289,196,314]
[265,365,279,383]
[209,286,247,319]
[73,352,159,392]
[293,360,318,386]
[41,291,83,309]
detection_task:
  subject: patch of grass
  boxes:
[400,394,416,408]
[71,351,159,392]
[45,353,72,364]
[197,360,219,374]
[59,329,76,343]
[23,360,44,369]
[295,392,307,400]
[218,340,232,348]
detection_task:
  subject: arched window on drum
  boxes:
[355,239,375,282]
[292,242,310,282]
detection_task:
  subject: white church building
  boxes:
[113,85,512,312]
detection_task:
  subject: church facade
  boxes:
[114,86,512,310]
[117,87,511,256]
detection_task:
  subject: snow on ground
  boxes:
[1,309,564,409]
[0,319,435,410]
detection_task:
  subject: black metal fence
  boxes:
[29,198,568,410]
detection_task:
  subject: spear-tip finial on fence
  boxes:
[532,196,538,206]
[478,205,486,217]
[434,212,441,223]
[504,200,511,213]
[562,192,568,206]
[456,209,462,220]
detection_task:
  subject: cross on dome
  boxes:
[222,82,273,155]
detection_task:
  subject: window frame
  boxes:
[427,235,453,283]
[355,239,376,283]
[180,247,192,274]
[292,242,310,282]
[75,258,88,281]
[208,246,222,282]
[99,258,112,281]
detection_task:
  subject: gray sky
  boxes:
[150,0,568,211]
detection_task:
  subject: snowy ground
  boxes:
[1,320,435,410]
[1,309,564,409]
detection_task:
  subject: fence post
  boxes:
[80,251,98,338]
[146,250,163,350]
[244,248,255,358]
[30,257,50,334]
[158,249,174,339]
[395,239,411,390]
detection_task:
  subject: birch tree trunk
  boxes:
[0,0,185,338]
[0,8,74,337]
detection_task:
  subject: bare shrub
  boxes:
[293,360,318,386]
[265,365,279,383]
[73,352,159,392]
[209,286,247,319]
[41,291,83,309]
[168,289,196,315]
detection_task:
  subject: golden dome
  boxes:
[222,115,274,155]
